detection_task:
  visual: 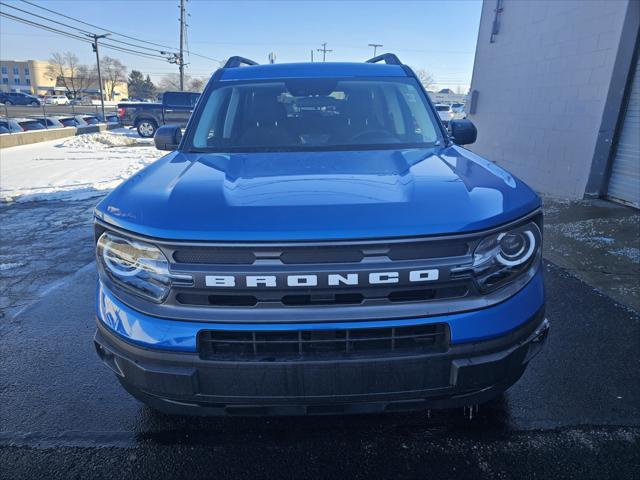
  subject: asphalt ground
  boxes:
[1,260,638,479]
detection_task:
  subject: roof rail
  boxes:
[365,53,402,65]
[223,56,259,68]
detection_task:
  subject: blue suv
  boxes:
[94,55,548,415]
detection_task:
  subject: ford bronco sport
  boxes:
[94,54,548,415]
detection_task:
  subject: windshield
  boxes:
[188,77,441,152]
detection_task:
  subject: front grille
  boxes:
[198,323,449,361]
[175,284,469,307]
[172,238,469,265]
[162,235,476,310]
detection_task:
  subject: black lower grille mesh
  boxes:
[198,323,448,361]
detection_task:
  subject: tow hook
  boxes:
[532,318,550,343]
[463,404,479,420]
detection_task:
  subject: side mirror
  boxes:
[449,119,477,146]
[154,125,182,151]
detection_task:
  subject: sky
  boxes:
[0,0,482,91]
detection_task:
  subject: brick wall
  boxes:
[467,0,629,198]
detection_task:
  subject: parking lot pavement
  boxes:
[1,259,638,479]
[543,197,640,311]
[0,198,100,324]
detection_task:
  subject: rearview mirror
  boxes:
[154,125,182,151]
[449,119,477,146]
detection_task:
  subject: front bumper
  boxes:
[94,307,549,416]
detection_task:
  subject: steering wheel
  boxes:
[349,129,398,143]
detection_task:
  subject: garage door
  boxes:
[607,55,640,208]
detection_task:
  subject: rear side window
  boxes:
[20,121,45,130]
[164,92,200,107]
[164,93,188,107]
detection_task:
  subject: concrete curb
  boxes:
[0,123,122,149]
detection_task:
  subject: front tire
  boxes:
[4,100,12,106]
[30,101,39,106]
[136,119,157,138]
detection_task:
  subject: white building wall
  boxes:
[467,0,629,198]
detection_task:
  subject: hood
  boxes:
[95,146,540,241]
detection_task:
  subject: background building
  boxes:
[467,0,639,208]
[0,59,51,95]
[0,59,128,101]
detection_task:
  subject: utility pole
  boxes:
[178,0,186,91]
[87,32,110,120]
[368,43,383,57]
[317,42,332,62]
[310,50,314,62]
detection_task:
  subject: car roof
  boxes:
[218,62,408,82]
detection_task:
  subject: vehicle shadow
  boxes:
[131,394,514,446]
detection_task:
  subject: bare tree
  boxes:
[45,52,95,98]
[100,56,127,101]
[413,68,435,90]
[187,77,205,92]
[158,73,190,92]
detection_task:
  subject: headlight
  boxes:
[96,232,184,302]
[472,221,541,292]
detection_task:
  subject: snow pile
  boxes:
[59,132,142,148]
[0,129,164,202]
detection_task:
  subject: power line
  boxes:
[0,11,169,62]
[1,1,171,57]
[17,0,221,63]
[18,0,178,52]
[317,42,332,62]
[0,11,92,44]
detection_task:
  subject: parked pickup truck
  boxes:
[94,54,548,416]
[117,91,200,138]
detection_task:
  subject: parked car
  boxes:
[0,118,23,133]
[44,95,70,105]
[97,113,120,124]
[69,97,93,106]
[13,117,46,131]
[117,91,200,137]
[72,115,101,126]
[51,115,82,127]
[93,54,548,416]
[450,103,466,120]
[80,115,101,125]
[29,116,66,129]
[434,104,454,127]
[0,92,41,106]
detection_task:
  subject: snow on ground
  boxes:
[0,128,163,202]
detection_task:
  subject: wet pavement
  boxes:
[543,197,640,311]
[1,259,638,479]
[1,192,639,478]
[0,198,99,324]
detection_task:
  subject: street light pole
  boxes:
[368,43,383,57]
[88,32,110,120]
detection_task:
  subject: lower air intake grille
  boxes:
[198,323,449,361]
